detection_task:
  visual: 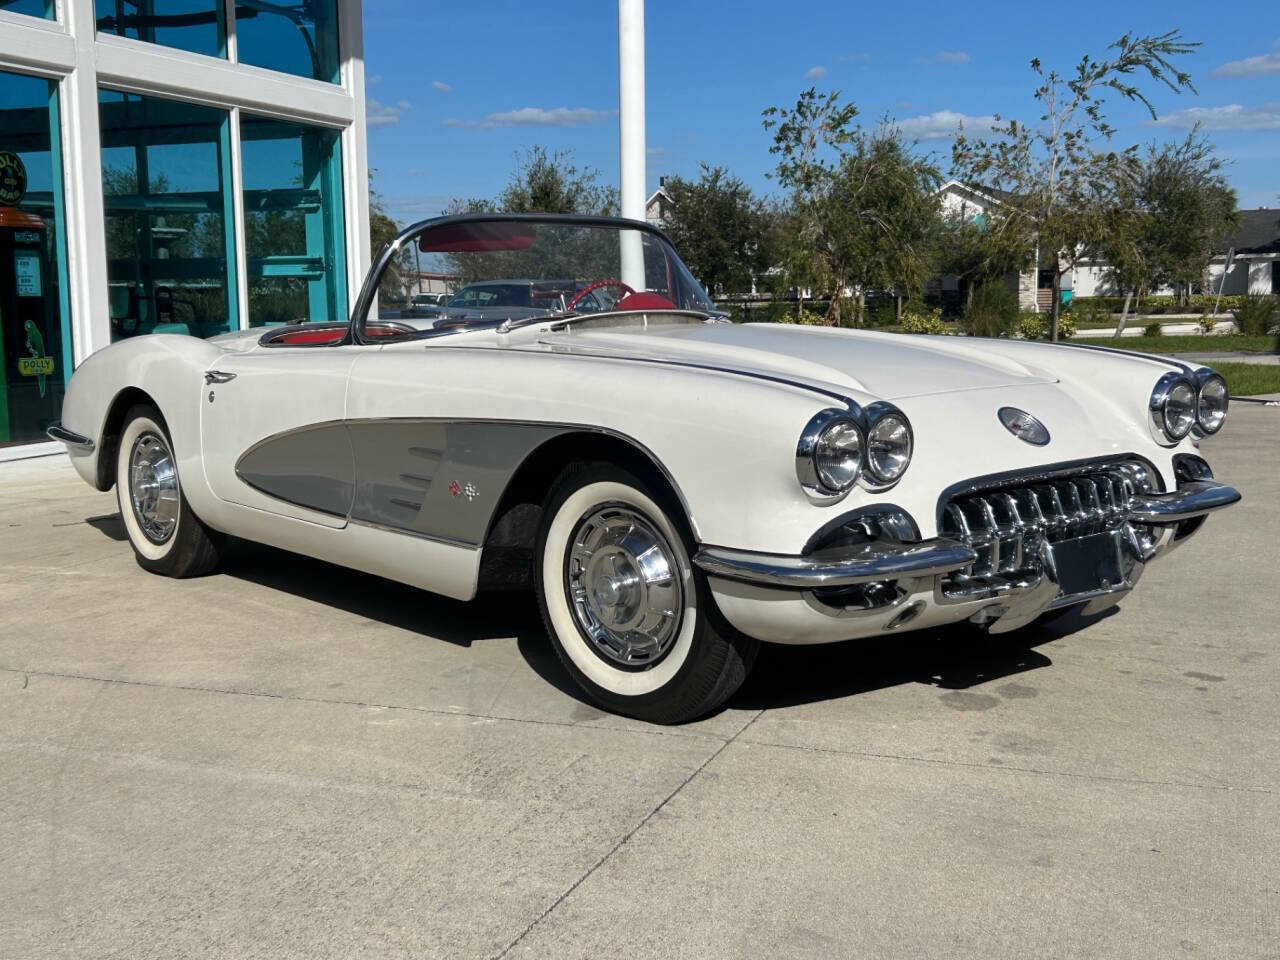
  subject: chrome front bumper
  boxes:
[696,479,1241,591]
[696,478,1240,642]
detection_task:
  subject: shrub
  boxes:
[1056,314,1077,339]
[901,307,946,335]
[1069,294,1248,316]
[1198,312,1217,334]
[1015,312,1046,340]
[775,307,831,326]
[1232,294,1279,336]
[1143,322,1163,337]
[963,282,1019,337]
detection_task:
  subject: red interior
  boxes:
[262,322,409,346]
[615,291,677,311]
[418,221,536,253]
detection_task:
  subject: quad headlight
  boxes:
[1149,372,1198,444]
[865,405,914,484]
[797,404,913,502]
[1194,369,1229,435]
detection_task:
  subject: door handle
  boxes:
[205,370,237,384]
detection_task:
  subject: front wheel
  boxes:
[115,404,224,578]
[535,463,758,724]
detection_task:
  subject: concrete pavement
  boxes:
[2,407,1277,959]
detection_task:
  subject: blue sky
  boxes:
[363,0,1279,227]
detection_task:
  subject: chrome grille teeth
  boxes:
[940,465,1149,581]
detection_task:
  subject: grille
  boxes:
[939,461,1157,583]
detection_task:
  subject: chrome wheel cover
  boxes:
[564,504,684,669]
[128,432,179,544]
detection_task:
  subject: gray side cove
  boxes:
[236,420,568,547]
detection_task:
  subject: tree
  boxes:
[952,31,1200,339]
[451,146,619,216]
[1088,131,1238,333]
[932,202,1034,310]
[660,164,772,297]
[369,173,413,302]
[1139,131,1238,303]
[763,90,941,325]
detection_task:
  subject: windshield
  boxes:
[364,216,715,337]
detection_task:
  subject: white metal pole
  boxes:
[617,0,646,290]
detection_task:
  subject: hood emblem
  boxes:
[999,407,1050,446]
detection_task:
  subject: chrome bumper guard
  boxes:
[693,539,977,589]
[1127,480,1241,523]
[46,423,95,453]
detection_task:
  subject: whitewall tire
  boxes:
[535,462,758,724]
[115,404,223,578]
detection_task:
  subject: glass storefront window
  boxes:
[0,69,71,447]
[94,0,226,59]
[99,89,238,341]
[235,0,339,83]
[240,115,346,326]
[4,0,55,19]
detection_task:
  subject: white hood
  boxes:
[535,322,1059,401]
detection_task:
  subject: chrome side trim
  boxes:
[46,423,95,453]
[694,539,977,589]
[1127,480,1241,524]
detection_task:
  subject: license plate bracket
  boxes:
[1048,530,1126,597]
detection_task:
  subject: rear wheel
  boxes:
[115,404,223,578]
[535,462,758,724]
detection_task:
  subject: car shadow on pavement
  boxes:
[82,515,1118,715]
[727,607,1119,713]
[215,537,545,649]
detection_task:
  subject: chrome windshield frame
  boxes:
[348,213,707,346]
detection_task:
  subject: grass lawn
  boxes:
[1211,363,1280,397]
[1069,334,1280,355]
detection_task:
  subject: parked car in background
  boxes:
[47,214,1241,723]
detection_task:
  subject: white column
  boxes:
[617,0,645,290]
[63,0,112,361]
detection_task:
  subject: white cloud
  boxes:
[804,65,827,81]
[444,106,616,130]
[366,98,402,128]
[839,52,871,63]
[396,99,413,111]
[1211,52,1280,76]
[646,146,666,156]
[1152,102,1280,131]
[432,80,452,92]
[367,73,382,86]
[917,50,970,65]
[895,110,998,140]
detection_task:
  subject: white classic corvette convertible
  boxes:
[48,214,1240,723]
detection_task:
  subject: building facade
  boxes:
[0,0,369,456]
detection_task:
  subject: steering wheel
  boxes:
[566,279,634,312]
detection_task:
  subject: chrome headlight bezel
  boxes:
[1148,371,1198,445]
[863,402,914,487]
[1193,368,1229,435]
[796,408,865,503]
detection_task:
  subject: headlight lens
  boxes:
[866,412,913,483]
[814,419,863,491]
[1196,372,1228,434]
[1163,380,1197,439]
[1150,373,1197,443]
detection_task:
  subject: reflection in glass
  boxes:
[240,115,346,326]
[94,0,226,59]
[0,69,70,447]
[4,0,55,18]
[99,89,237,341]
[0,70,70,446]
[365,218,715,335]
[235,0,340,83]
